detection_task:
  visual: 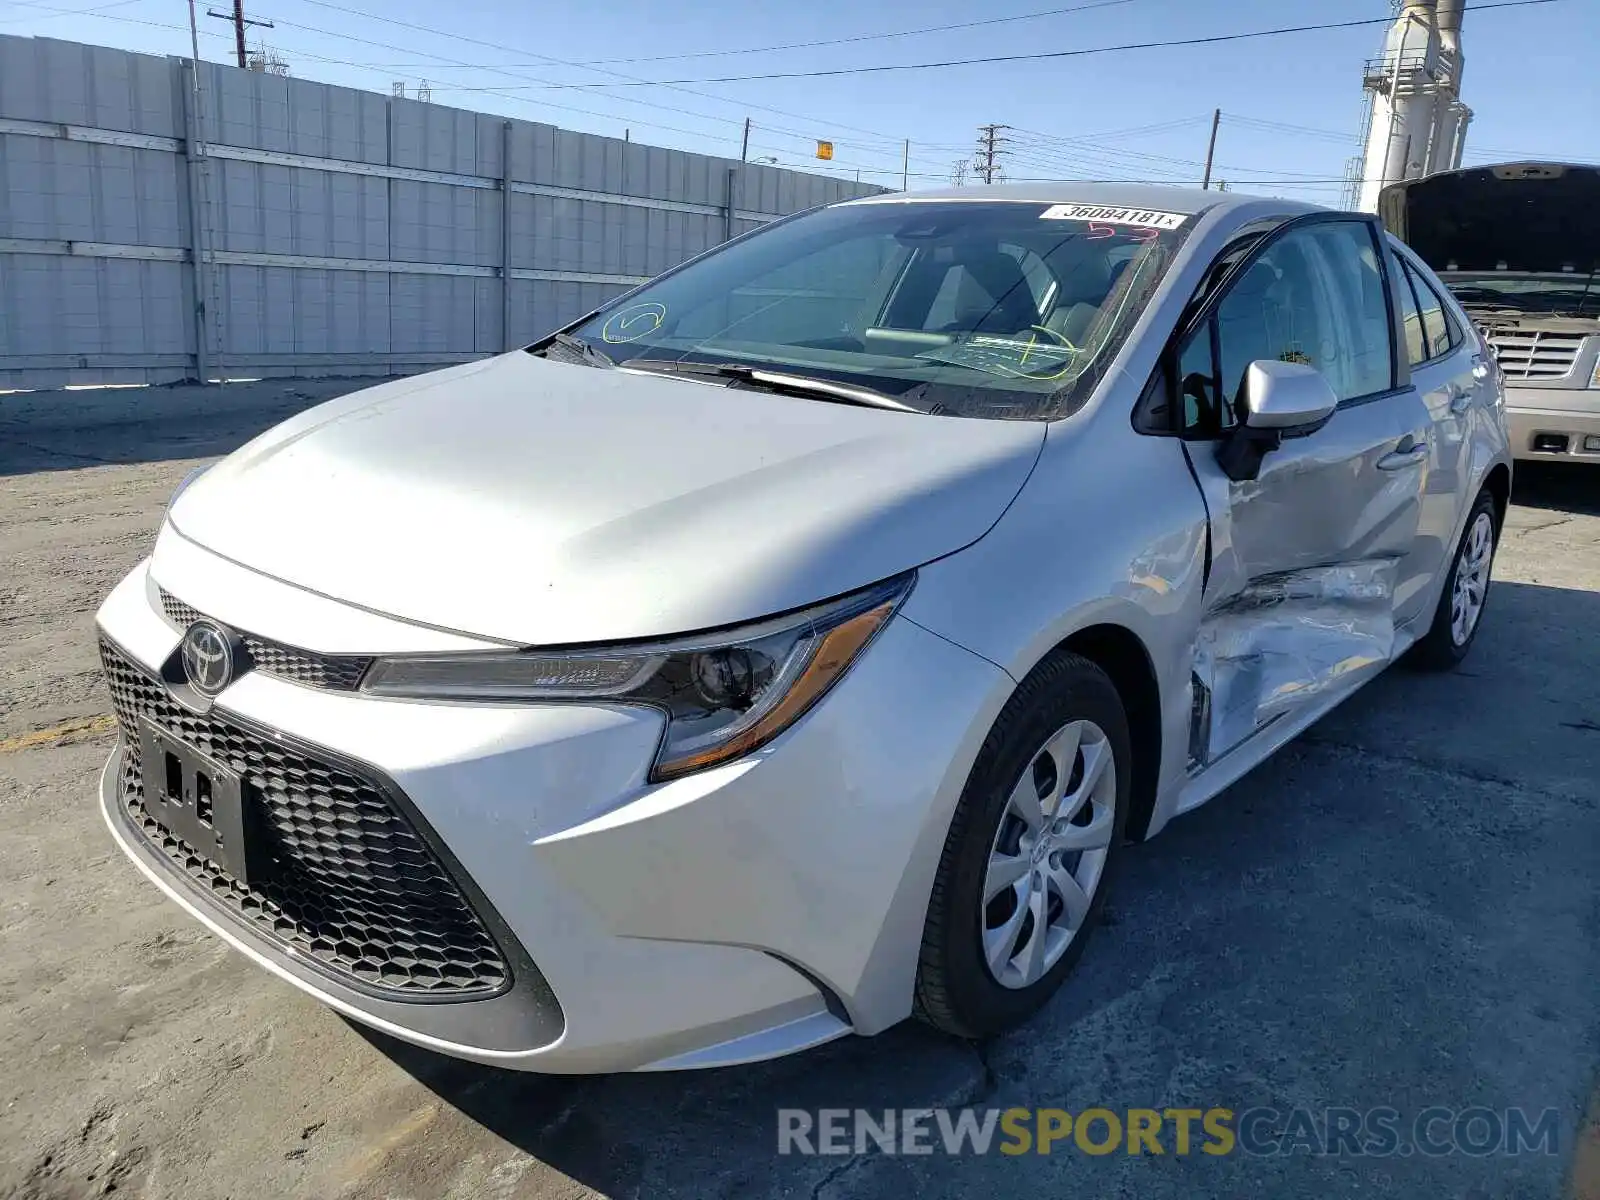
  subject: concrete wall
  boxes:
[0,35,883,389]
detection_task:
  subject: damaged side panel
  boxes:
[1179,394,1427,774]
[1189,560,1397,766]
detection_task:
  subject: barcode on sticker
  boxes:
[1040,204,1186,230]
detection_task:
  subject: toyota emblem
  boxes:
[180,620,241,696]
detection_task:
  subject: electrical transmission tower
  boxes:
[972,124,1011,185]
[246,43,290,75]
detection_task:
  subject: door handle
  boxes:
[1377,436,1429,471]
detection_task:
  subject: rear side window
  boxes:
[1395,259,1429,366]
[1395,251,1463,364]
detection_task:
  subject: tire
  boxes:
[914,650,1131,1040]
[1408,489,1499,671]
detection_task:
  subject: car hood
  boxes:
[1379,161,1600,273]
[168,353,1045,645]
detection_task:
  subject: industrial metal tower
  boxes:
[1352,0,1471,212]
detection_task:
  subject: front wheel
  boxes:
[914,651,1130,1040]
[1409,490,1498,671]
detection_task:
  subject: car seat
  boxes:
[937,248,1041,335]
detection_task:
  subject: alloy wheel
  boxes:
[1450,511,1494,646]
[982,719,1117,990]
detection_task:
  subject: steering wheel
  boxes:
[1004,324,1080,380]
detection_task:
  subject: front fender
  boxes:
[899,406,1210,838]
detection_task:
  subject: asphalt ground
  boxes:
[1,379,1596,1199]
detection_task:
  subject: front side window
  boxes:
[1213,221,1391,408]
[561,200,1193,421]
[1148,218,1395,437]
[1177,323,1230,434]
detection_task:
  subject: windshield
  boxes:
[558,200,1193,420]
[1441,271,1600,316]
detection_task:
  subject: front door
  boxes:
[1175,216,1428,766]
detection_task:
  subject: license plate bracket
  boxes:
[136,718,256,885]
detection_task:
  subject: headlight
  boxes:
[1590,352,1600,388]
[361,574,914,781]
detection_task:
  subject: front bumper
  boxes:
[95,544,1012,1073]
[1505,387,1600,462]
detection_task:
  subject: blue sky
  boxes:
[2,0,1596,200]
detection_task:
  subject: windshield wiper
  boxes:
[621,359,923,413]
[536,332,615,367]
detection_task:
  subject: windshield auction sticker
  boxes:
[1039,204,1186,230]
[600,302,668,344]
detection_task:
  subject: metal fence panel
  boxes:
[0,33,885,389]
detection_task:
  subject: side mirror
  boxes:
[1241,359,1338,430]
[1217,359,1338,483]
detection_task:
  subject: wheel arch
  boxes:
[1482,461,1511,531]
[1049,622,1165,844]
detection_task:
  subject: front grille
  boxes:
[158,588,371,691]
[101,638,509,997]
[1484,328,1585,379]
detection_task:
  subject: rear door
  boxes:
[1386,239,1487,624]
[1166,214,1431,765]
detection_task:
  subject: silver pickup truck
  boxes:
[1382,162,1600,465]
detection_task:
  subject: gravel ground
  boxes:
[1,380,1596,1200]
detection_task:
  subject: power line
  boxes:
[20,6,806,152]
[1011,127,1348,178]
[1225,114,1363,144]
[0,0,141,23]
[1004,143,1197,185]
[427,0,1564,89]
[351,0,1140,69]
[46,3,935,185]
[10,3,921,183]
[282,0,918,160]
[746,163,1365,186]
[554,0,1138,66]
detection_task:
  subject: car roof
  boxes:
[841,181,1327,220]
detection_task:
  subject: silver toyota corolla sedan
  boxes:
[95,184,1512,1074]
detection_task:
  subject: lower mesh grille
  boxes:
[101,638,509,997]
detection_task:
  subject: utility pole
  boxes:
[207,1,273,69]
[740,117,751,163]
[901,139,910,191]
[1201,108,1222,190]
[974,124,1011,185]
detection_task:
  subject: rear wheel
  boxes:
[914,651,1129,1039]
[1409,490,1498,671]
